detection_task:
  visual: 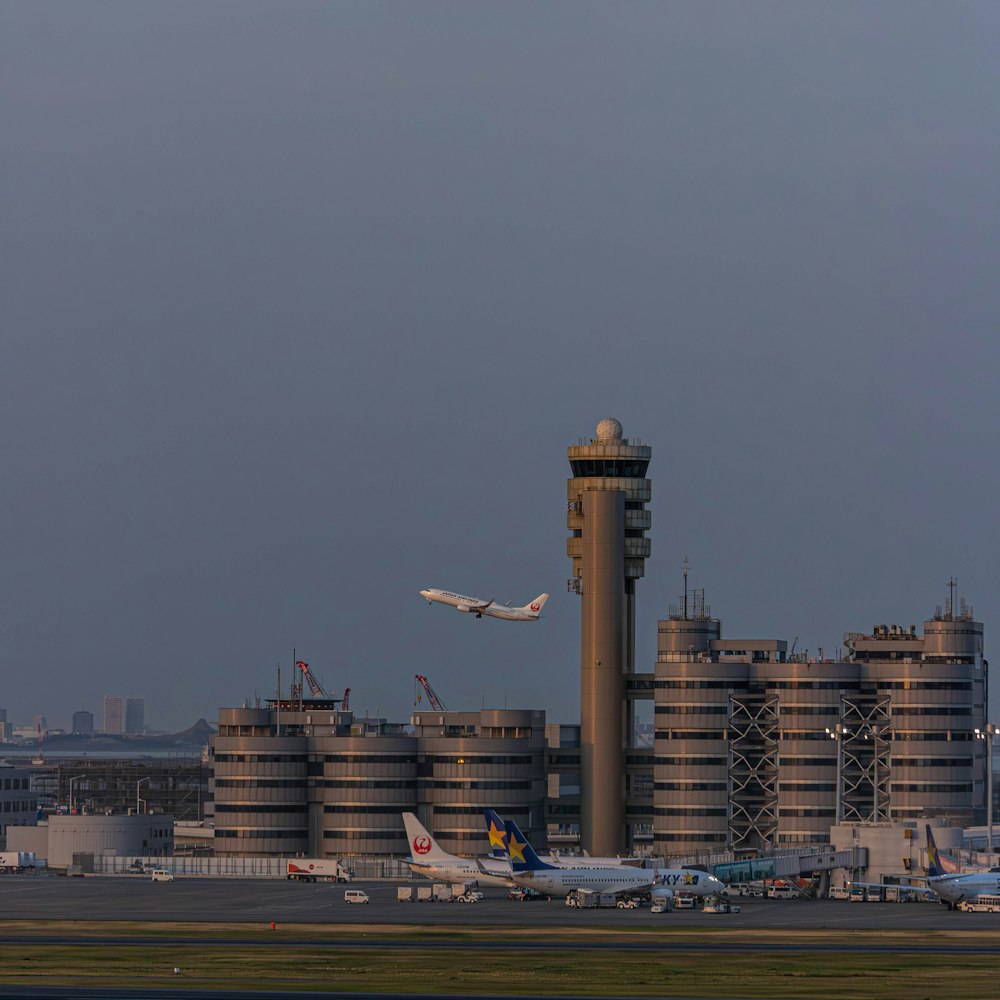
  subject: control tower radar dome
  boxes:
[596,418,623,443]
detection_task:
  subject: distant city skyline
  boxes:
[3,3,999,729]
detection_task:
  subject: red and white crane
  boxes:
[414,674,447,711]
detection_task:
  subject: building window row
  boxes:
[893,707,974,716]
[316,780,416,789]
[655,757,728,766]
[655,680,734,689]
[432,805,528,816]
[891,783,973,792]
[780,807,836,817]
[654,782,728,791]
[421,755,536,765]
[656,731,727,740]
[654,706,729,715]
[780,758,835,767]
[892,758,974,768]
[322,830,407,840]
[313,754,418,764]
[653,807,727,816]
[323,805,410,814]
[215,779,308,788]
[776,782,837,791]
[417,780,535,790]
[654,833,728,843]
[214,754,309,763]
[214,803,308,813]
[894,731,973,741]
[215,829,307,839]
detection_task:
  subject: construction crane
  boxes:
[295,660,328,698]
[415,674,447,711]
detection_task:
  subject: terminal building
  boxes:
[211,702,546,858]
[645,595,986,856]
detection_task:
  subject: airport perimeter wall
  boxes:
[94,855,414,879]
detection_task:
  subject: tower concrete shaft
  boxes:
[568,418,651,855]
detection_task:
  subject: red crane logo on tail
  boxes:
[413,835,431,855]
[530,603,540,612]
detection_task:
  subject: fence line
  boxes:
[95,855,414,880]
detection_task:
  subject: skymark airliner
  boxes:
[419,589,548,621]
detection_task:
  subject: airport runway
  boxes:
[1,874,998,932]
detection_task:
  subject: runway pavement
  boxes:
[0,874,997,931]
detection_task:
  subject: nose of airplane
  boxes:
[419,590,431,600]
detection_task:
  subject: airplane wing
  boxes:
[464,598,493,611]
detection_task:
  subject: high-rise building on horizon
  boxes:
[567,418,651,855]
[72,710,94,737]
[103,696,124,735]
[125,697,145,735]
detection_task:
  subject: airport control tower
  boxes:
[567,418,651,855]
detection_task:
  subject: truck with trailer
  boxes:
[286,859,353,883]
[0,852,44,874]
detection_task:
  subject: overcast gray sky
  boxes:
[2,1,998,731]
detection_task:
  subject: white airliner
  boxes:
[497,818,726,899]
[402,812,513,887]
[846,825,997,909]
[419,589,549,621]
[924,825,1000,908]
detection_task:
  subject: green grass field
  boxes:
[1,922,998,997]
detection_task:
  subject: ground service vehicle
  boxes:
[650,889,674,913]
[151,870,174,882]
[674,893,696,909]
[959,894,1000,912]
[575,890,620,908]
[616,897,641,909]
[397,886,414,902]
[0,852,44,873]
[287,859,353,882]
[344,890,369,904]
[509,887,550,902]
[703,897,741,913]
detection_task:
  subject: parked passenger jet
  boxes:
[846,826,983,908]
[492,817,726,899]
[402,812,513,887]
[484,810,641,869]
[419,589,548,621]
[925,825,1000,909]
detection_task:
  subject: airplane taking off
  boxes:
[492,816,726,899]
[419,589,548,621]
[402,812,512,887]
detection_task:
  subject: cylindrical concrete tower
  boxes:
[568,418,651,855]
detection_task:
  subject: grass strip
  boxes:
[2,940,1000,997]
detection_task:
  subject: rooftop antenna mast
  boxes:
[948,576,958,620]
[683,556,690,620]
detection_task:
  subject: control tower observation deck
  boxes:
[567,418,651,855]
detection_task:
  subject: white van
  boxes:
[344,889,369,904]
[151,870,174,882]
